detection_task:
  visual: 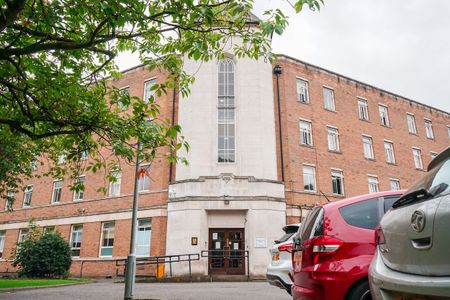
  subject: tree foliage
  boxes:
[0,0,323,198]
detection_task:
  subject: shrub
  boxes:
[13,230,72,278]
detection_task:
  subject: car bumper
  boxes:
[267,273,292,293]
[267,263,292,294]
[369,248,450,300]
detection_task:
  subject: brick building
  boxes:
[0,50,449,278]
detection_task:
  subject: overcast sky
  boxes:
[117,0,450,112]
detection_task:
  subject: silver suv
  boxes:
[369,147,450,299]
[266,223,300,295]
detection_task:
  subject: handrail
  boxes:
[200,250,250,281]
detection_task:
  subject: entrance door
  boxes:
[209,228,245,275]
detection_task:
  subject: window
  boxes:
[18,228,29,244]
[109,170,122,197]
[424,119,434,139]
[218,59,236,163]
[5,190,14,211]
[70,225,83,257]
[118,87,130,109]
[448,126,450,139]
[23,185,32,207]
[407,113,417,134]
[52,180,63,204]
[138,164,150,192]
[144,79,156,103]
[100,222,115,257]
[339,198,380,230]
[384,141,396,164]
[57,153,66,165]
[299,120,313,146]
[323,87,335,111]
[362,135,374,159]
[412,148,423,170]
[303,165,317,192]
[358,99,369,121]
[73,176,85,200]
[378,105,390,126]
[390,179,400,191]
[296,79,309,103]
[31,155,38,170]
[0,230,5,258]
[327,127,340,152]
[431,151,438,160]
[331,170,344,195]
[44,226,55,234]
[137,219,152,257]
[368,176,379,193]
[80,150,88,161]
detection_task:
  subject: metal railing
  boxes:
[201,250,250,280]
[115,253,200,281]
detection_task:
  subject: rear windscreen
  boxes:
[339,198,380,230]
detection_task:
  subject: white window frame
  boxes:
[18,228,29,244]
[447,126,450,139]
[327,126,340,152]
[406,113,417,134]
[143,78,156,103]
[378,104,390,127]
[0,230,5,258]
[52,180,63,204]
[296,78,309,103]
[80,150,88,161]
[23,185,33,208]
[118,86,130,110]
[5,190,14,211]
[368,176,379,193]
[303,165,317,192]
[357,98,369,121]
[412,147,423,170]
[331,169,344,196]
[138,164,151,192]
[57,153,66,165]
[44,226,55,235]
[323,87,335,111]
[299,120,313,146]
[100,222,115,257]
[70,224,83,257]
[137,219,152,257]
[384,141,396,164]
[109,170,122,197]
[362,135,374,160]
[424,119,434,139]
[73,176,85,201]
[389,179,400,191]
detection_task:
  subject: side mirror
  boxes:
[292,236,303,252]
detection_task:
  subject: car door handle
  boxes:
[411,237,432,250]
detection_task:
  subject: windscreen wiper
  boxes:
[392,188,432,209]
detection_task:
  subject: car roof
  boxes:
[321,190,406,211]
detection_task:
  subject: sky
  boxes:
[117,0,450,113]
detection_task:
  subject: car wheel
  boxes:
[346,280,372,300]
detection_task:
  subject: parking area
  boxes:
[0,280,291,300]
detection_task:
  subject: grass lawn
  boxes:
[0,278,90,289]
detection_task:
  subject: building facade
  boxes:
[0,52,449,278]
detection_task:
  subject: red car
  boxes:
[290,190,404,300]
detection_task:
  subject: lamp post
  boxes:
[124,141,142,300]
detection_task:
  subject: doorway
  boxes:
[208,228,245,275]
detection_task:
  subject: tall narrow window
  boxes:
[52,180,63,204]
[138,164,151,192]
[448,126,450,139]
[358,99,369,121]
[18,228,29,244]
[331,170,344,195]
[218,59,235,163]
[100,222,115,257]
[0,230,5,258]
[424,119,434,139]
[299,120,313,146]
[80,150,89,161]
[5,190,14,211]
[73,176,85,201]
[384,141,396,164]
[137,219,152,257]
[109,170,122,197]
[412,148,423,170]
[378,105,390,126]
[296,79,309,103]
[390,179,400,191]
[362,135,374,159]
[323,87,335,111]
[368,176,379,193]
[303,165,317,192]
[23,185,32,207]
[70,225,83,257]
[57,153,66,165]
[118,87,130,110]
[327,127,340,152]
[407,113,417,134]
[144,79,156,103]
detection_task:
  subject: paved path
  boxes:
[0,281,292,300]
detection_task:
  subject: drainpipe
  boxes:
[274,65,285,182]
[168,86,176,183]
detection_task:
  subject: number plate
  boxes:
[272,253,280,262]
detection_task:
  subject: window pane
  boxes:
[339,198,380,230]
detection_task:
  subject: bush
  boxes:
[13,231,72,278]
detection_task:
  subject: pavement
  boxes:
[0,280,292,300]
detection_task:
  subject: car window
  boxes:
[383,196,400,212]
[299,207,323,242]
[275,226,299,243]
[339,198,380,230]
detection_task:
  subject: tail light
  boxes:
[375,225,386,245]
[302,236,343,267]
[278,242,293,253]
